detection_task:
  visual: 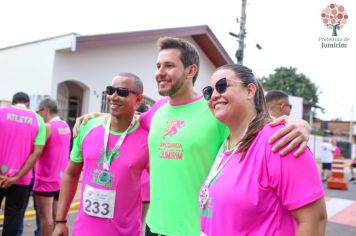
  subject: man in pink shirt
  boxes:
[52,73,149,236]
[34,98,71,236]
[0,92,46,235]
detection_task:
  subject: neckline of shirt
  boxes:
[169,95,204,107]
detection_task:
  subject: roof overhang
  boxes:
[76,25,234,67]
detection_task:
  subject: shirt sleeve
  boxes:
[266,145,324,211]
[70,123,86,163]
[139,98,169,130]
[34,113,46,146]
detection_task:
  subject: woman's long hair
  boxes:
[215,64,272,160]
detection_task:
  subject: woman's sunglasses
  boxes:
[106,86,137,97]
[202,77,229,100]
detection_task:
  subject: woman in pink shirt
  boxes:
[200,64,327,236]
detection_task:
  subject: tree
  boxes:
[260,66,320,104]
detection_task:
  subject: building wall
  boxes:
[289,95,303,119]
[0,35,74,103]
[52,36,216,114]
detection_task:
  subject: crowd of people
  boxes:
[4,36,356,235]
[0,94,70,236]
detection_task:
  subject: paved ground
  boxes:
[324,170,356,236]
[2,162,356,236]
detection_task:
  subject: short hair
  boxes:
[157,37,200,85]
[265,90,289,104]
[118,72,143,94]
[12,92,30,104]
[38,98,58,114]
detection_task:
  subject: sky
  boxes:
[0,0,355,121]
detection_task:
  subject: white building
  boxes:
[0,25,233,128]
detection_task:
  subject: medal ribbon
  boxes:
[103,115,135,171]
[204,123,251,187]
[204,140,239,187]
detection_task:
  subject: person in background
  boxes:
[17,176,41,236]
[350,159,356,182]
[265,89,292,118]
[320,138,334,182]
[349,145,356,182]
[52,73,149,236]
[34,98,71,236]
[199,64,327,236]
[0,92,46,235]
[331,139,341,156]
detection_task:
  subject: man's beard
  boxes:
[158,77,185,97]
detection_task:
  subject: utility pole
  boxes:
[237,0,247,64]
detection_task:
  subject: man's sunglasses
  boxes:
[106,86,137,97]
[202,77,230,101]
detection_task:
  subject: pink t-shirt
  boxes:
[0,105,46,185]
[141,169,150,202]
[139,97,169,130]
[34,118,71,192]
[71,117,149,236]
[333,146,341,156]
[200,124,324,236]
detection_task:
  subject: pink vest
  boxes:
[0,106,43,185]
[34,119,71,192]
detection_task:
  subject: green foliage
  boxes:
[260,67,320,104]
[311,130,321,135]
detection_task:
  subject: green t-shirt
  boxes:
[147,97,228,236]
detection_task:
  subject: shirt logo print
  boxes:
[162,120,185,139]
[96,147,120,167]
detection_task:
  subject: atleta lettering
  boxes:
[6,113,32,124]
[58,127,71,135]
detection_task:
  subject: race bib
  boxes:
[83,185,116,218]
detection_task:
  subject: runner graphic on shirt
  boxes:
[162,119,185,139]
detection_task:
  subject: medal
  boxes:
[199,185,209,209]
[99,171,110,184]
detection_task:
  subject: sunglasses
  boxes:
[106,86,137,97]
[202,78,230,100]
